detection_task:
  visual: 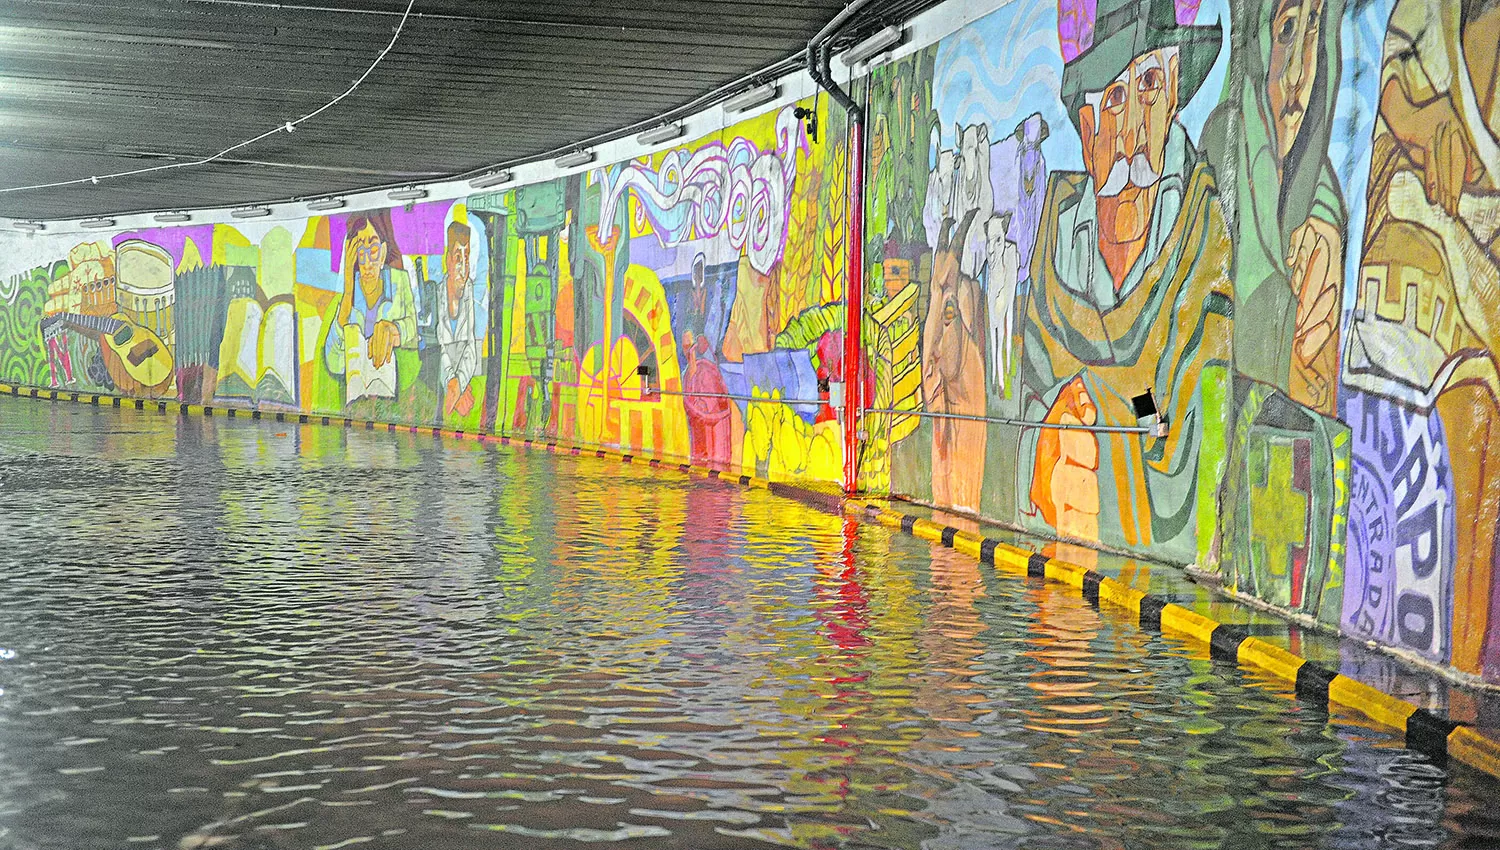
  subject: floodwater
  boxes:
[0,398,1497,850]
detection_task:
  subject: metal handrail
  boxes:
[537,380,827,407]
[864,406,1152,434]
[526,377,1142,432]
[652,388,828,406]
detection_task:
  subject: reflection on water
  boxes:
[0,400,1498,850]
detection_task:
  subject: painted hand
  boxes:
[444,378,461,414]
[1029,377,1100,541]
[1425,120,1469,219]
[1288,216,1343,412]
[371,320,401,369]
[336,283,356,327]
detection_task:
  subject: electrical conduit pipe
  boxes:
[805,3,873,496]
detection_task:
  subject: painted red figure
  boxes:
[681,331,732,468]
[816,329,843,425]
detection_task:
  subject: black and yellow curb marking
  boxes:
[844,498,1500,781]
[23,379,1476,772]
[0,382,782,498]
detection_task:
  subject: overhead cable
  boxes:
[0,0,418,196]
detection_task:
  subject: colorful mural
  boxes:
[4,0,1500,686]
[1343,0,1500,679]
[866,0,1235,564]
[0,99,849,485]
[855,0,1500,685]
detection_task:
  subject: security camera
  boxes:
[793,106,819,143]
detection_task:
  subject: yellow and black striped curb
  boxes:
[0,382,821,498]
[843,498,1500,780]
[9,381,1498,779]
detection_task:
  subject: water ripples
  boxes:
[0,402,1497,849]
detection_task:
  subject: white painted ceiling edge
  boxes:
[0,0,1015,243]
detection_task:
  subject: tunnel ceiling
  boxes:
[0,0,930,220]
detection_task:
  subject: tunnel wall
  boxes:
[858,0,1500,684]
[2,0,1498,684]
[0,100,853,482]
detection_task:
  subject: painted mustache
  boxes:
[1096,153,1160,197]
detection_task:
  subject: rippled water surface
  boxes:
[1,398,1498,850]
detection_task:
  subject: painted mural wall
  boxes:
[859,0,1500,684]
[0,99,852,485]
[2,0,1499,686]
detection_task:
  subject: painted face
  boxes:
[444,238,470,316]
[1079,48,1180,245]
[1267,0,1323,165]
[349,224,387,294]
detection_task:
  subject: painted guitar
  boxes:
[40,312,175,392]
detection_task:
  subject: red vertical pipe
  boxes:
[842,117,865,497]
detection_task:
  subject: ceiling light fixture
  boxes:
[841,25,905,66]
[153,211,191,223]
[725,83,778,113]
[555,150,595,169]
[468,170,515,189]
[80,217,116,229]
[12,221,44,233]
[388,186,427,202]
[306,197,346,211]
[637,123,685,146]
[231,206,272,219]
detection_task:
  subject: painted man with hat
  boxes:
[1016,0,1233,561]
